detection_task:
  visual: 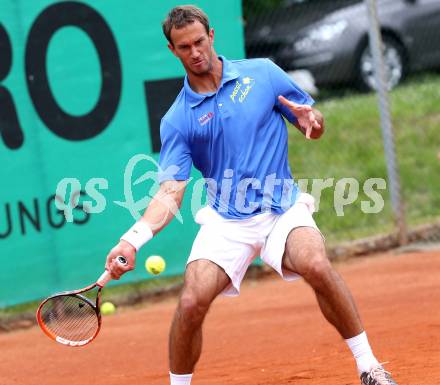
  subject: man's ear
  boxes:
[209,28,214,45]
[168,42,178,57]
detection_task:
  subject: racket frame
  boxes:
[36,283,103,347]
[36,257,126,347]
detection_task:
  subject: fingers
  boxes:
[105,242,136,280]
[305,121,322,139]
[109,257,131,279]
[303,109,322,139]
[278,95,292,107]
[278,96,321,139]
[278,95,312,112]
[306,110,314,139]
[309,111,321,128]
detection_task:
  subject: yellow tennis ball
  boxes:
[145,255,166,275]
[100,301,116,315]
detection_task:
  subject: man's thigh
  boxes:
[282,226,327,274]
[183,259,231,304]
[188,214,258,296]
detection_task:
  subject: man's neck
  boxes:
[187,56,223,94]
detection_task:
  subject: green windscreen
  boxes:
[0,0,244,307]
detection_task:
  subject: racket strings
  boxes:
[40,294,99,342]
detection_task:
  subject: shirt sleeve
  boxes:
[265,59,315,124]
[158,119,192,183]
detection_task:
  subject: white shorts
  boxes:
[187,193,323,296]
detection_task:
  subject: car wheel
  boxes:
[357,36,406,91]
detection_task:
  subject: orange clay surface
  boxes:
[1,250,439,385]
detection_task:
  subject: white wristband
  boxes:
[120,221,153,251]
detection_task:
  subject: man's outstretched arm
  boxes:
[105,180,187,278]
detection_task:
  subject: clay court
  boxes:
[1,250,439,385]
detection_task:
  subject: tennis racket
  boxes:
[36,256,127,347]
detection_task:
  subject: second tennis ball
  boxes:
[145,255,166,275]
[101,301,116,315]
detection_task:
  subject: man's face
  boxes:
[168,21,214,76]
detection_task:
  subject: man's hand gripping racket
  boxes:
[36,256,128,347]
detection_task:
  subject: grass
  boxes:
[288,72,440,243]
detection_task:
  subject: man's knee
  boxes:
[296,250,334,287]
[177,291,210,326]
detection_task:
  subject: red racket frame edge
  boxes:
[36,281,103,347]
[36,257,127,347]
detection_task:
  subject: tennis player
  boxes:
[105,5,398,385]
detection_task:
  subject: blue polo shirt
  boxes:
[158,56,314,219]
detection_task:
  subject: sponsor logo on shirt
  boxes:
[198,111,214,126]
[230,76,255,103]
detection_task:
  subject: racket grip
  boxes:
[97,271,112,287]
[97,256,128,287]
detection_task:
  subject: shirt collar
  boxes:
[184,55,240,108]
